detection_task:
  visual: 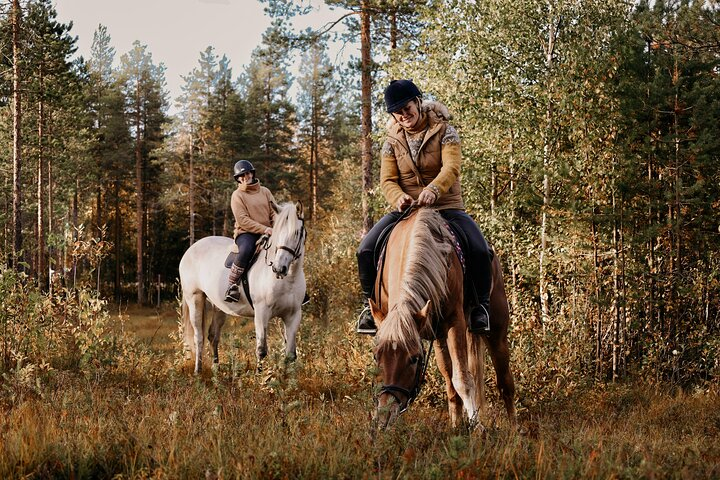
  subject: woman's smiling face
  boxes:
[392,100,420,129]
[238,171,254,185]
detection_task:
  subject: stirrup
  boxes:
[356,306,377,335]
[469,304,490,335]
[224,284,241,303]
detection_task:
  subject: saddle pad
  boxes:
[224,252,238,269]
[374,217,468,273]
[443,223,466,273]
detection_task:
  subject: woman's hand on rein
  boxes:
[417,189,437,206]
[397,195,413,211]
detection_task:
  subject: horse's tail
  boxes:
[467,330,487,415]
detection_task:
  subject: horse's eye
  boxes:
[410,355,419,365]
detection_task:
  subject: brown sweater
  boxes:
[230,180,276,237]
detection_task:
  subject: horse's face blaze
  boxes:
[271,220,304,278]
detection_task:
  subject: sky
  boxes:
[53,0,354,110]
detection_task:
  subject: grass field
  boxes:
[1,303,718,479]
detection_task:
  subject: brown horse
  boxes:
[369,207,515,428]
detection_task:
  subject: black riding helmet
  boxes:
[233,160,255,181]
[384,79,422,113]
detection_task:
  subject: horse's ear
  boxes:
[414,300,432,323]
[295,200,304,219]
[271,201,280,214]
[369,298,385,323]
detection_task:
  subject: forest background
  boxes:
[0,0,719,478]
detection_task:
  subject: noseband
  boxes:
[377,340,433,414]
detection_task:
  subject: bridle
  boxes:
[264,218,306,270]
[377,339,434,414]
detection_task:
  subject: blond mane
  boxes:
[375,209,453,352]
[272,202,301,236]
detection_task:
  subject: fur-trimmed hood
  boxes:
[385,100,452,130]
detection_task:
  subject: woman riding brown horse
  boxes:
[370,207,516,428]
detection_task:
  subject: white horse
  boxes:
[179,201,306,373]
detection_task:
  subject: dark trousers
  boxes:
[356,209,492,307]
[233,233,261,270]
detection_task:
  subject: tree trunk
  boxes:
[591,203,602,379]
[114,177,121,302]
[37,77,47,289]
[389,9,397,50]
[135,81,145,304]
[72,180,79,288]
[188,144,195,246]
[539,14,558,331]
[509,126,518,313]
[645,38,656,357]
[310,67,319,221]
[360,0,373,235]
[11,0,23,271]
[672,57,682,340]
[611,190,620,381]
[48,146,54,282]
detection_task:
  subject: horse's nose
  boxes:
[273,265,288,277]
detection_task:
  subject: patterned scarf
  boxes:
[403,111,429,164]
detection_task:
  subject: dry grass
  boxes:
[1,303,718,479]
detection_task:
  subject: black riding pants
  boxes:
[356,209,492,307]
[233,232,261,270]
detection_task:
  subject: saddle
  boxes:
[373,213,466,273]
[223,235,269,308]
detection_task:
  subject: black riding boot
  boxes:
[356,249,378,335]
[355,212,404,335]
[468,256,492,335]
[356,300,376,335]
[224,264,244,303]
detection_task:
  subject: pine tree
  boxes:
[88,25,132,300]
[118,41,168,304]
[296,39,334,220]
[10,0,23,270]
[240,21,297,196]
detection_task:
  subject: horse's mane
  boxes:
[376,208,453,352]
[272,202,301,239]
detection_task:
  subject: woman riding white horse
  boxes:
[179,160,307,373]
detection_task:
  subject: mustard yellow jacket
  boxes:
[380,103,464,211]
